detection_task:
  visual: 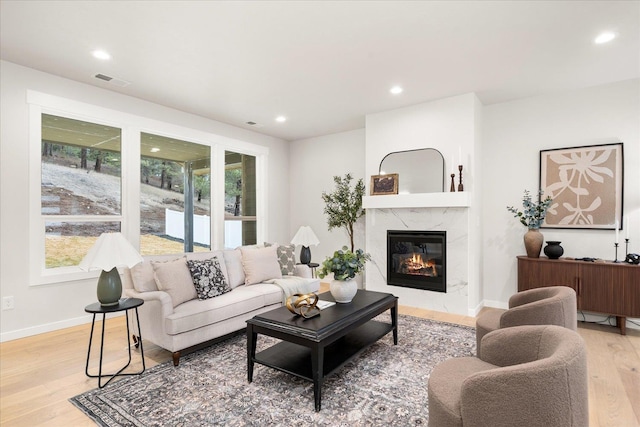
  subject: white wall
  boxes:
[289,129,366,264]
[482,79,640,309]
[0,60,291,340]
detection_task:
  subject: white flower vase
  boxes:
[330,278,358,303]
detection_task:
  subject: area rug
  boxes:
[70,315,475,426]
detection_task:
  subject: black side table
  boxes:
[85,297,146,388]
[307,262,320,278]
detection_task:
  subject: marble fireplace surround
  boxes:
[363,193,472,316]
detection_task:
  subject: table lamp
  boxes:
[291,226,320,264]
[79,232,143,306]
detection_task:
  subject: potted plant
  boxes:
[507,189,553,258]
[321,173,365,252]
[317,246,371,303]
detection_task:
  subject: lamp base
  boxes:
[299,246,311,264]
[98,268,123,306]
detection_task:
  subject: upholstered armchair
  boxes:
[476,286,577,357]
[428,325,588,427]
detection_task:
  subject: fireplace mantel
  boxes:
[362,192,470,209]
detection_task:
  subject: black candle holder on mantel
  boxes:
[457,165,464,191]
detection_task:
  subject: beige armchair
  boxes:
[476,286,577,357]
[428,325,588,427]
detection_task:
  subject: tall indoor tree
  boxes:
[321,173,366,252]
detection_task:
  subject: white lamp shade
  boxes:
[79,232,143,271]
[291,226,320,247]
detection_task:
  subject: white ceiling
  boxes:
[1,1,638,142]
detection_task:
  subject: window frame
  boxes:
[28,91,268,286]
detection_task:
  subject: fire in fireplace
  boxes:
[387,230,446,293]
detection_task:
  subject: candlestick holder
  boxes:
[457,165,464,192]
[625,238,630,256]
[450,174,456,192]
[614,243,620,263]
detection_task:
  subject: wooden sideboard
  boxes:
[517,256,640,334]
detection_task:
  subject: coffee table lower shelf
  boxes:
[253,320,393,381]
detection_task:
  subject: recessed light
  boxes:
[275,116,287,123]
[390,86,403,95]
[594,32,616,44]
[92,50,111,60]
[150,147,160,153]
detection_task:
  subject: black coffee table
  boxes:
[246,290,398,411]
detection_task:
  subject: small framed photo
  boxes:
[370,174,399,195]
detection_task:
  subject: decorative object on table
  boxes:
[543,241,564,259]
[79,232,143,306]
[285,293,320,318]
[317,246,371,303]
[457,165,464,191]
[321,173,365,252]
[370,173,399,195]
[540,142,623,229]
[290,226,320,264]
[450,173,456,192]
[507,189,553,258]
[625,253,640,265]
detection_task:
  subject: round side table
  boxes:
[84,297,146,388]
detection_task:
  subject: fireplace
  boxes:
[387,230,446,293]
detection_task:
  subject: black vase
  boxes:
[544,241,564,259]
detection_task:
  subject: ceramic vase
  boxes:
[330,278,358,303]
[544,241,564,259]
[524,228,544,258]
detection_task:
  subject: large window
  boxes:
[140,133,211,255]
[224,151,256,248]
[40,114,122,268]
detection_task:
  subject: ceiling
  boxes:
[2,1,638,142]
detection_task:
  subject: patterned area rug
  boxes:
[70,315,475,426]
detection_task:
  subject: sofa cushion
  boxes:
[265,242,297,276]
[186,251,230,285]
[165,284,282,335]
[130,261,157,292]
[222,249,245,289]
[241,245,282,285]
[186,257,231,300]
[152,256,197,307]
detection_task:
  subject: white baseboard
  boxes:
[0,312,123,342]
[481,299,509,310]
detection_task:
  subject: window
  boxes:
[139,133,211,255]
[40,114,122,269]
[224,151,256,248]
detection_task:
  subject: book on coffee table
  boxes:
[316,300,336,310]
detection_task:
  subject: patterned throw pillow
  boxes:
[186,257,231,300]
[265,242,297,276]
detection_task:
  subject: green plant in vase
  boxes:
[318,246,371,303]
[507,189,553,258]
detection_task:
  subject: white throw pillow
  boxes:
[151,256,197,307]
[130,261,157,292]
[240,245,282,285]
[223,249,245,289]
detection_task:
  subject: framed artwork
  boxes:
[370,174,399,195]
[540,142,623,229]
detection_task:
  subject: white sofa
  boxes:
[122,245,319,365]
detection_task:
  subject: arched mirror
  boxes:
[379,148,444,194]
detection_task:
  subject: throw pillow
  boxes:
[264,242,297,276]
[186,257,231,300]
[130,261,158,292]
[240,245,282,285]
[222,249,245,289]
[151,257,197,307]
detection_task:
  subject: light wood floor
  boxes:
[1,301,638,426]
